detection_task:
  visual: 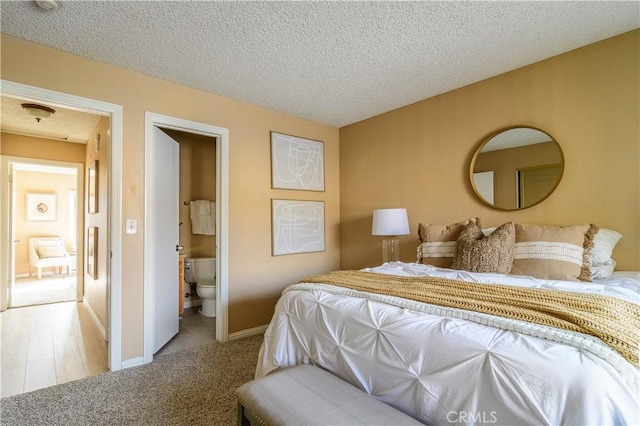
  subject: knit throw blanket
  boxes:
[299,270,639,367]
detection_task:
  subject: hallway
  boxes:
[1,301,108,398]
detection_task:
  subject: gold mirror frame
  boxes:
[470,126,564,211]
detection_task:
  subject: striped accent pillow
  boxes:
[511,223,599,281]
[417,218,480,268]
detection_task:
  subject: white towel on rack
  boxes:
[198,202,210,215]
[190,200,215,235]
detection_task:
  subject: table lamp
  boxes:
[372,208,410,263]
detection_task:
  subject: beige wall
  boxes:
[84,117,110,330]
[2,35,340,362]
[13,169,76,275]
[2,132,86,163]
[340,30,639,271]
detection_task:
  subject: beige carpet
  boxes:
[0,334,264,425]
[12,275,76,307]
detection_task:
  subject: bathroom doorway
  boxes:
[143,112,230,364]
[156,129,218,356]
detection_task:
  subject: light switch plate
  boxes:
[125,219,137,235]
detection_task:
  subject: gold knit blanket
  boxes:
[299,271,639,367]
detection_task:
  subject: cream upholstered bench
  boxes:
[236,365,422,426]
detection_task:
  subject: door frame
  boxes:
[143,112,229,364]
[0,80,124,371]
[1,157,84,304]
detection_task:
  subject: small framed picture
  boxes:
[88,161,98,214]
[26,193,57,221]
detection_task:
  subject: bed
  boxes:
[256,221,639,425]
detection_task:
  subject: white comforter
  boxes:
[256,262,640,425]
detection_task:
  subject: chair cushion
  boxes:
[38,246,67,258]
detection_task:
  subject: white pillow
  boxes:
[591,228,623,265]
[38,246,66,258]
[482,227,496,236]
[39,239,62,246]
[590,260,617,281]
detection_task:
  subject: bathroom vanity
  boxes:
[178,255,185,315]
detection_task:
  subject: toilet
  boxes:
[184,257,216,317]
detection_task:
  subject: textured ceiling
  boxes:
[1,95,102,143]
[1,1,638,127]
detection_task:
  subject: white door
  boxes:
[153,127,180,353]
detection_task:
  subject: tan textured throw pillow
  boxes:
[511,223,599,281]
[452,222,515,274]
[417,218,481,268]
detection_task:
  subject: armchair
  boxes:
[28,237,72,279]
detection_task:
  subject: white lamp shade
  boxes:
[372,208,410,236]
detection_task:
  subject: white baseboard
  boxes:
[121,326,267,367]
[228,324,268,341]
[82,297,107,341]
[121,356,145,369]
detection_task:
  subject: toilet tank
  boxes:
[186,257,216,282]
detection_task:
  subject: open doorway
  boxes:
[143,112,230,364]
[154,128,218,356]
[0,130,107,396]
[1,80,124,385]
[8,160,83,309]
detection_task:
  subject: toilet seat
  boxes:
[197,280,216,287]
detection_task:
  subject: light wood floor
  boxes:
[1,301,108,398]
[1,303,216,398]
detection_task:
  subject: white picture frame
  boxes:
[26,193,57,221]
[271,131,324,191]
[272,199,325,256]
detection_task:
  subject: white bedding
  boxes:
[256,262,640,425]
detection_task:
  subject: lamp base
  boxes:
[381,237,400,263]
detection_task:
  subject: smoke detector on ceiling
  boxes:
[35,0,61,11]
[21,103,56,122]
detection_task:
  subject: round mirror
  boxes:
[470,126,564,210]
